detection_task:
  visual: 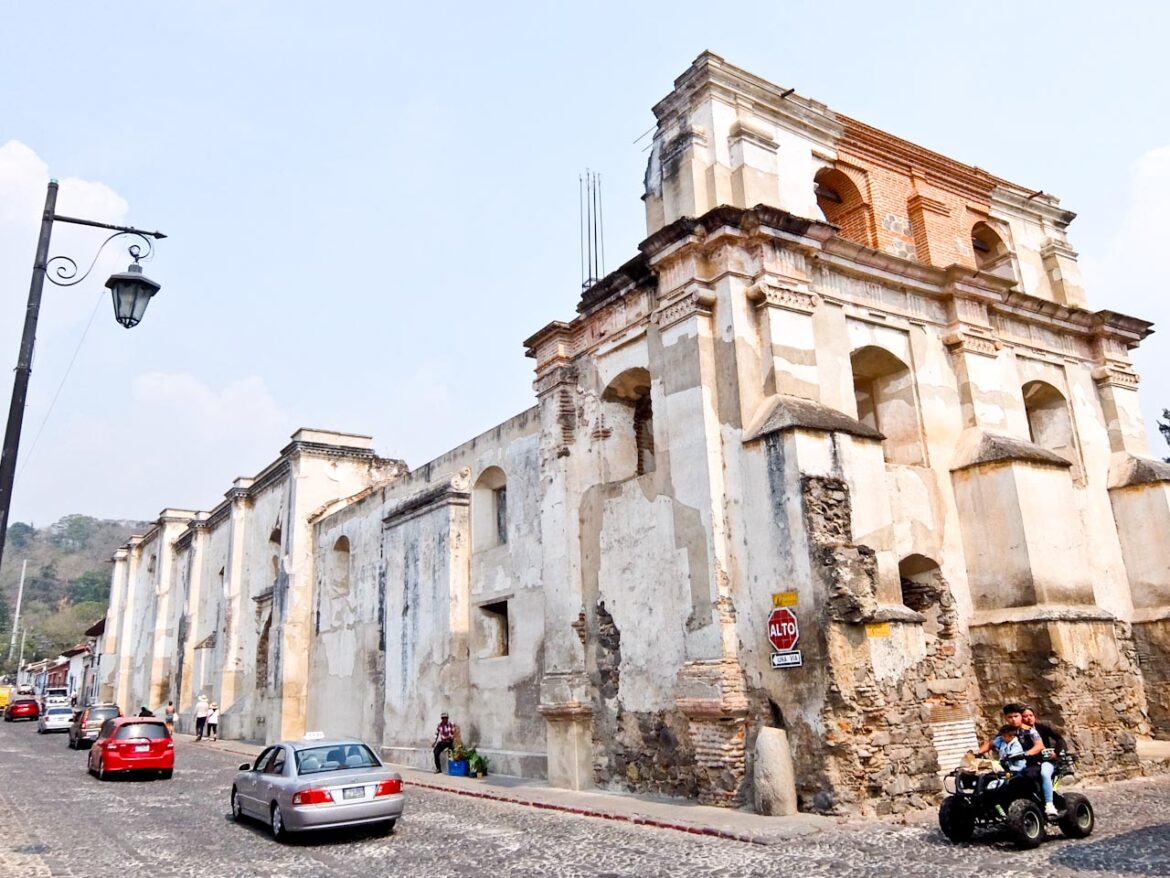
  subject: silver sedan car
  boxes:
[37,705,75,734]
[231,737,404,841]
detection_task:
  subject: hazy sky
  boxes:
[1,2,1167,525]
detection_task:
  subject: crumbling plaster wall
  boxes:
[122,529,162,713]
[355,409,546,777]
[308,489,387,743]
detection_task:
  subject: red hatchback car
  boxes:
[87,716,174,780]
[4,698,39,722]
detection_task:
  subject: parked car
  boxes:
[87,716,174,780]
[4,698,40,722]
[37,705,74,734]
[231,737,404,841]
[68,704,123,749]
[40,687,70,710]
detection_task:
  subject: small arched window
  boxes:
[330,536,351,598]
[971,222,1010,272]
[1022,380,1076,463]
[472,467,508,552]
[815,168,873,248]
[601,368,656,480]
[255,614,271,691]
[851,346,924,466]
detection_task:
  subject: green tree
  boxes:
[67,568,111,605]
[1160,408,1170,463]
[6,522,34,551]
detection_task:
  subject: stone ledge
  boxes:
[744,394,884,443]
[950,428,1071,472]
[969,604,1117,628]
[1132,606,1170,624]
[1109,453,1170,489]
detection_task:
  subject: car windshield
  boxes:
[115,723,169,740]
[47,707,72,716]
[87,707,119,722]
[295,744,380,775]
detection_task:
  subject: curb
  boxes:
[403,778,772,845]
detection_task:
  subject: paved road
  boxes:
[1,719,1168,877]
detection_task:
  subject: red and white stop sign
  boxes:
[768,607,799,652]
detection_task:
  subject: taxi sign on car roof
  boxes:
[303,730,325,740]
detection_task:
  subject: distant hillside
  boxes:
[0,515,150,671]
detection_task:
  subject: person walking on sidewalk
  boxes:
[194,694,210,741]
[164,701,175,734]
[206,703,220,741]
[433,711,458,773]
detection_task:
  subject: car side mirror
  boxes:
[238,762,252,771]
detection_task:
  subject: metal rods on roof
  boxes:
[580,170,606,290]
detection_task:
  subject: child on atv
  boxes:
[977,702,1058,817]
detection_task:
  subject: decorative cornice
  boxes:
[1092,365,1139,389]
[537,701,594,721]
[382,477,470,528]
[534,364,579,397]
[651,289,716,330]
[942,330,1001,358]
[745,281,819,314]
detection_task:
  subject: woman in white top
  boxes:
[205,703,220,741]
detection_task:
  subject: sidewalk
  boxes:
[179,734,831,845]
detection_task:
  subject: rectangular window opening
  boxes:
[479,600,510,658]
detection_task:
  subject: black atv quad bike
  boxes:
[938,754,1094,849]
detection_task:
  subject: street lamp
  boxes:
[0,179,166,575]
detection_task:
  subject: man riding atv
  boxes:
[977,703,1058,817]
[939,702,1094,848]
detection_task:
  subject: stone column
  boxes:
[113,536,144,712]
[147,510,196,708]
[217,480,252,726]
[176,518,208,722]
[529,344,595,790]
[1095,351,1170,736]
[100,548,130,704]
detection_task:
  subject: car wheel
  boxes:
[97,757,108,782]
[938,796,975,843]
[230,788,243,822]
[67,736,75,750]
[374,819,396,837]
[159,768,173,780]
[1057,792,1095,838]
[1006,799,1045,849]
[270,803,288,842]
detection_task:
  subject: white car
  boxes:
[37,705,74,734]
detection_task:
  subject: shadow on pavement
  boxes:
[222,812,394,847]
[1050,824,1170,876]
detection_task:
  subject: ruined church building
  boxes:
[100,54,1170,815]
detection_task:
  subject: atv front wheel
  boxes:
[1057,792,1094,838]
[938,796,976,842]
[1006,799,1045,849]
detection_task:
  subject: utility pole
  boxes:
[7,559,27,660]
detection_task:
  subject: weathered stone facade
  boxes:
[101,52,1170,816]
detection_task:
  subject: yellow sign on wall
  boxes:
[771,591,798,608]
[865,622,891,638]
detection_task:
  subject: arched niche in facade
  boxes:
[850,345,924,466]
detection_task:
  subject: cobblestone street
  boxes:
[1,720,1168,877]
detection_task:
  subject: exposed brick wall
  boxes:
[799,474,974,816]
[972,619,1148,780]
[1134,620,1170,739]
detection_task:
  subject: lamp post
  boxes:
[0,179,166,576]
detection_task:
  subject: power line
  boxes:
[14,292,104,486]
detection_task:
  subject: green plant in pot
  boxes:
[468,750,490,778]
